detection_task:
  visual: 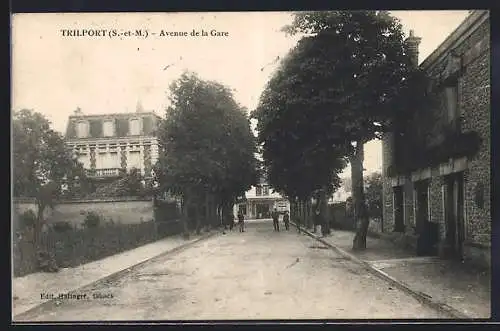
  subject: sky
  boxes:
[12,10,471,178]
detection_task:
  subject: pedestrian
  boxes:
[314,208,322,234]
[237,211,245,232]
[271,208,280,232]
[283,210,290,231]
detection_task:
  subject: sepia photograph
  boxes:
[11,10,491,322]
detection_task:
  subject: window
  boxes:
[109,152,119,168]
[76,121,89,138]
[103,120,115,137]
[96,151,106,169]
[78,153,90,169]
[393,186,404,232]
[256,186,262,196]
[128,151,142,170]
[129,118,141,135]
[262,185,269,196]
[444,84,459,131]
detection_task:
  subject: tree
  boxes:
[281,11,429,249]
[157,72,257,238]
[364,172,383,221]
[253,42,349,233]
[13,109,87,245]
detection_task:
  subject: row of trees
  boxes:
[13,73,258,243]
[254,11,429,249]
[153,72,258,238]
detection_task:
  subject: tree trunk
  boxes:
[34,201,46,250]
[298,200,305,226]
[204,192,210,232]
[195,201,202,235]
[352,141,369,250]
[320,187,330,236]
[306,199,313,229]
[181,196,190,239]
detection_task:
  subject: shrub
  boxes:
[19,210,37,229]
[52,221,73,233]
[84,211,101,228]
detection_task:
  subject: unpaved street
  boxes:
[16,220,447,321]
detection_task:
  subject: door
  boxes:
[415,180,429,234]
[444,172,465,259]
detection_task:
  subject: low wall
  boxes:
[13,197,154,227]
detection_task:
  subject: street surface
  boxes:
[17,220,447,321]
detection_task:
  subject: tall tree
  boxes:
[157,72,257,237]
[13,109,86,245]
[281,11,429,249]
[254,42,348,232]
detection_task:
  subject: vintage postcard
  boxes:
[11,11,491,322]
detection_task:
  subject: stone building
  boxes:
[64,105,162,183]
[381,10,490,266]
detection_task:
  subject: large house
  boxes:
[64,105,162,183]
[234,178,290,219]
[381,11,490,267]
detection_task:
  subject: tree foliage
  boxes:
[12,109,87,245]
[13,109,87,199]
[256,11,430,248]
[253,36,348,204]
[156,72,257,235]
[281,11,429,144]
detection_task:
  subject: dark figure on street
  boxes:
[283,211,290,231]
[271,208,280,232]
[223,211,234,232]
[237,211,245,232]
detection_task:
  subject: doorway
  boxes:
[444,172,465,260]
[256,203,270,219]
[414,180,438,256]
[414,180,429,235]
[393,186,405,232]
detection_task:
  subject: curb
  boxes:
[13,231,219,321]
[291,222,472,319]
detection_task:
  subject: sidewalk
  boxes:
[306,228,491,318]
[12,231,216,317]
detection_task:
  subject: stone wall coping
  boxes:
[13,196,153,204]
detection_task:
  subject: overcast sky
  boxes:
[12,10,470,177]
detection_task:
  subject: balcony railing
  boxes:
[85,168,122,178]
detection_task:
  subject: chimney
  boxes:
[73,107,83,116]
[136,100,144,113]
[405,30,421,68]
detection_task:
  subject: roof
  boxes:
[65,111,162,140]
[420,10,489,70]
[68,111,161,121]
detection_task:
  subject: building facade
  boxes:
[381,11,490,266]
[234,182,290,219]
[64,107,162,182]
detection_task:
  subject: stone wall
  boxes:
[13,197,155,228]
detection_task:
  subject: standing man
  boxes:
[237,211,245,232]
[271,208,280,232]
[283,210,290,231]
